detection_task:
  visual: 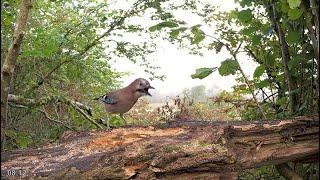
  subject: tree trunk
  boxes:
[1,0,32,151]
[1,116,318,179]
[271,3,299,114]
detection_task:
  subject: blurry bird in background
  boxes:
[95,78,154,128]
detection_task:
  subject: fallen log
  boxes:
[1,116,319,179]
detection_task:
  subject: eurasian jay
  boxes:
[97,78,154,128]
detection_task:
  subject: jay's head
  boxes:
[131,78,154,97]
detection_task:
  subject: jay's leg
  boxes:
[120,114,127,125]
[104,112,111,129]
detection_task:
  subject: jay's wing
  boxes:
[99,91,118,105]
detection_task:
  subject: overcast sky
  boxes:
[109,0,258,97]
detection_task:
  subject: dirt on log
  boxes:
[1,116,319,179]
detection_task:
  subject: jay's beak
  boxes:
[146,86,154,96]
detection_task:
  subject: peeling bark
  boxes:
[1,116,318,179]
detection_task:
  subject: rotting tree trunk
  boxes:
[0,0,32,151]
[1,116,318,179]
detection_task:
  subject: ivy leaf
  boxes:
[253,65,265,78]
[191,67,217,79]
[237,9,253,23]
[286,31,300,44]
[288,8,303,20]
[287,0,301,9]
[149,21,179,32]
[191,25,205,44]
[218,59,239,76]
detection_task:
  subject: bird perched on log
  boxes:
[96,78,154,128]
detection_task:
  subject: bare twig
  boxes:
[68,102,103,129]
[7,94,99,128]
[8,103,74,131]
[38,107,74,131]
[227,43,267,119]
[8,94,92,114]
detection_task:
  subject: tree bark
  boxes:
[271,3,298,114]
[1,116,318,179]
[1,0,32,151]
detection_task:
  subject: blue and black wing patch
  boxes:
[99,95,117,105]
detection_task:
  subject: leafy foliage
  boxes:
[218,59,239,76]
[149,21,179,32]
[253,65,265,78]
[191,67,216,79]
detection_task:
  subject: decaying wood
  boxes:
[1,116,318,179]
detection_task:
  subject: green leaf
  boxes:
[16,136,30,148]
[276,97,287,105]
[191,25,205,44]
[286,31,300,44]
[169,27,187,38]
[253,65,265,78]
[238,0,252,7]
[237,9,253,23]
[288,56,301,70]
[256,79,269,88]
[265,54,275,67]
[191,67,216,79]
[288,8,303,20]
[214,42,224,53]
[243,26,256,36]
[280,0,289,13]
[149,21,179,32]
[276,73,285,82]
[287,0,301,9]
[218,59,239,76]
[207,41,224,53]
[251,35,261,45]
[5,130,17,138]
